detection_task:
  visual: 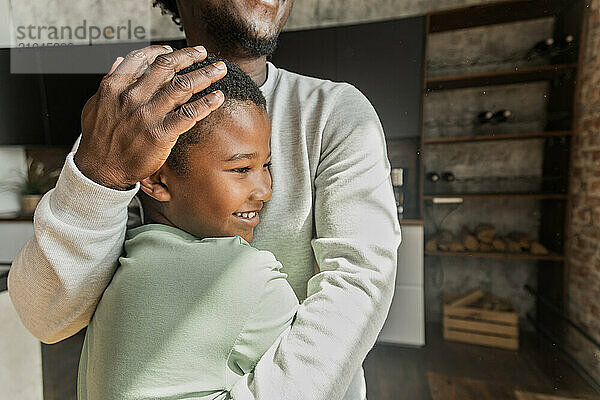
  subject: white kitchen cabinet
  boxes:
[0,291,43,400]
[0,147,27,216]
[0,221,33,263]
[377,224,425,346]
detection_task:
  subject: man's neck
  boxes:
[185,37,268,87]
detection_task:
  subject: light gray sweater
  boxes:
[9,62,401,400]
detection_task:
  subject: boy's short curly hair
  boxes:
[153,0,183,30]
[165,54,267,175]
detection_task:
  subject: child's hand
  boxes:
[74,45,227,190]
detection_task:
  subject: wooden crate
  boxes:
[443,290,519,350]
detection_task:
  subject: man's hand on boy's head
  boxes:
[74,45,227,191]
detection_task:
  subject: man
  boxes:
[8,1,401,399]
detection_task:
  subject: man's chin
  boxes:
[238,32,279,57]
[200,1,282,57]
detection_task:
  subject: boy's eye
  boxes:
[230,167,251,174]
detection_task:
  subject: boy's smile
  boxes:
[232,210,260,228]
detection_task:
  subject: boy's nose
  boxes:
[251,174,273,202]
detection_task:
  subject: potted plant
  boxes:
[1,158,60,215]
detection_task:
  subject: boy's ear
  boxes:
[139,171,171,202]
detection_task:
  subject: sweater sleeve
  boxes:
[7,152,139,344]
[226,259,298,385]
[230,84,401,399]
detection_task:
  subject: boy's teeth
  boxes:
[234,212,257,218]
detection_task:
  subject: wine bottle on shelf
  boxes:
[391,168,404,219]
[526,37,555,59]
[477,111,494,124]
[442,172,455,182]
[560,34,575,49]
[492,109,512,124]
[426,172,441,182]
[552,34,576,56]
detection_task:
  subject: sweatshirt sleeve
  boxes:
[230,84,401,399]
[7,152,139,344]
[226,258,298,384]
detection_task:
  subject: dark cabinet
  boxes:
[271,27,337,82]
[0,49,48,145]
[271,17,426,139]
[43,74,102,146]
[0,48,104,147]
[2,43,156,147]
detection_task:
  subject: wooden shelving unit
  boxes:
[426,63,577,91]
[424,193,569,200]
[422,0,586,336]
[399,219,425,226]
[425,250,565,262]
[428,0,570,33]
[423,130,572,144]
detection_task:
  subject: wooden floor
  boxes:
[42,323,598,400]
[364,323,599,400]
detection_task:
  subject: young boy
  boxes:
[77,56,299,400]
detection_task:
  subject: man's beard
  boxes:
[202,3,280,57]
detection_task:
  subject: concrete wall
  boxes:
[149,0,501,39]
[2,0,498,45]
[0,0,549,44]
[566,0,600,384]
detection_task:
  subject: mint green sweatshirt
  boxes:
[77,224,299,400]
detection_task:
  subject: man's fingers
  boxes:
[127,46,208,103]
[105,45,173,90]
[145,46,176,69]
[160,90,224,141]
[147,61,227,116]
[107,57,124,75]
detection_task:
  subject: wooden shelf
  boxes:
[424,193,568,200]
[425,250,565,262]
[426,64,577,91]
[423,131,572,144]
[0,215,33,222]
[428,0,569,33]
[399,219,424,226]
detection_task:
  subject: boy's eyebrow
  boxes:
[225,153,257,161]
[225,152,271,162]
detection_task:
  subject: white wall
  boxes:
[0,0,10,46]
[0,147,26,216]
[0,0,502,47]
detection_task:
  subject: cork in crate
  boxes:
[443,290,519,350]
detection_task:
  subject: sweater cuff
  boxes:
[46,152,140,230]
